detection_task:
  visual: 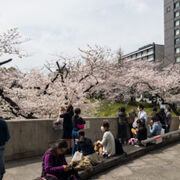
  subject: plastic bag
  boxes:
[71,151,83,162]
[161,128,165,135]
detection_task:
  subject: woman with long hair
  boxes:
[41,140,79,180]
[60,105,74,153]
[72,108,85,155]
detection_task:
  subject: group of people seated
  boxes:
[42,120,118,180]
[118,105,172,146]
[41,104,172,180]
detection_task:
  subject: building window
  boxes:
[148,48,153,54]
[175,38,180,45]
[142,51,147,55]
[175,29,180,35]
[174,2,180,9]
[137,53,141,57]
[175,11,180,18]
[175,20,180,27]
[175,47,180,53]
[148,55,154,61]
[176,56,180,62]
[167,6,171,12]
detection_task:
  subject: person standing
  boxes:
[165,106,172,133]
[60,105,74,154]
[157,108,167,131]
[0,118,10,180]
[128,109,137,138]
[151,107,158,117]
[72,108,85,156]
[138,104,148,124]
[118,107,128,144]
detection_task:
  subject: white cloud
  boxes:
[122,0,148,13]
[0,0,164,71]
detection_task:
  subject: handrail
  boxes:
[141,129,180,146]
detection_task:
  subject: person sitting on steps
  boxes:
[96,121,116,157]
[41,140,79,180]
[77,131,101,165]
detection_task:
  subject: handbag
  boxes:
[77,124,85,130]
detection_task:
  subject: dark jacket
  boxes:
[72,116,85,131]
[166,112,172,126]
[157,111,167,126]
[137,127,147,142]
[151,111,157,117]
[78,137,95,156]
[60,111,74,130]
[0,118,10,146]
[129,112,137,124]
[118,112,127,125]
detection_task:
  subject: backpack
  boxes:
[115,138,124,155]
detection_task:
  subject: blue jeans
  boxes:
[72,130,79,156]
[0,146,5,180]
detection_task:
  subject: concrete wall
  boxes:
[164,0,175,64]
[155,44,164,61]
[5,117,180,161]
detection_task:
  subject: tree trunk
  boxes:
[0,88,37,119]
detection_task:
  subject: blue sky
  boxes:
[0,0,164,71]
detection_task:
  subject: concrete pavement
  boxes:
[3,142,180,180]
[90,142,180,180]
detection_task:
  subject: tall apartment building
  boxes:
[164,0,180,63]
[121,43,164,62]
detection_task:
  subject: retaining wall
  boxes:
[5,117,180,161]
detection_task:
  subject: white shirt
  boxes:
[138,110,148,122]
[133,119,138,128]
[101,131,116,157]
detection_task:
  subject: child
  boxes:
[55,107,66,126]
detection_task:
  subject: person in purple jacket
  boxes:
[41,140,79,180]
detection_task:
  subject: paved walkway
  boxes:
[3,142,180,180]
[90,142,180,180]
[4,155,73,180]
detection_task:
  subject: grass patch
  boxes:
[94,100,176,117]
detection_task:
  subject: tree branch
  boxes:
[0,59,13,66]
[0,88,37,119]
[43,73,60,95]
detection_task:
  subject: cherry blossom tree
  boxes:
[91,58,180,115]
[0,42,179,119]
[0,28,32,119]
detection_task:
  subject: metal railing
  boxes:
[141,129,180,146]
